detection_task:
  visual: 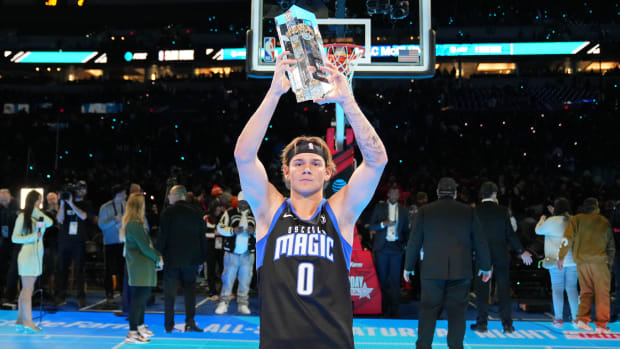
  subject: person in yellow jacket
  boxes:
[12,191,53,332]
[559,197,615,334]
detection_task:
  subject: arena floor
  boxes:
[1,309,619,349]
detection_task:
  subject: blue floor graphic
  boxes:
[1,310,619,348]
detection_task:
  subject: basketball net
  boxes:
[324,44,365,152]
[324,44,365,89]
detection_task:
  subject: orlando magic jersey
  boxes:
[256,198,353,349]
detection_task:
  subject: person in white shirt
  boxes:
[12,191,53,332]
[535,197,578,328]
[214,191,256,315]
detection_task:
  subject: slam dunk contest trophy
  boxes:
[275,5,331,102]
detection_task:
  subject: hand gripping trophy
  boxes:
[275,5,331,102]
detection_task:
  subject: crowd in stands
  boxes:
[1,73,619,210]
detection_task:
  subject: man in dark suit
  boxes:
[470,181,532,333]
[157,185,207,333]
[404,177,491,349]
[369,186,410,317]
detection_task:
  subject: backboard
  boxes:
[248,0,435,79]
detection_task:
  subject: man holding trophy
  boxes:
[234,8,387,347]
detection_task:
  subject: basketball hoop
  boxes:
[324,43,365,88]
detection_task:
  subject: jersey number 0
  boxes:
[297,263,314,296]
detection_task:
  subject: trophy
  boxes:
[275,5,332,103]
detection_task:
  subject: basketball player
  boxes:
[234,51,388,348]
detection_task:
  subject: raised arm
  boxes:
[234,52,295,229]
[318,63,388,228]
[32,208,53,229]
[534,215,548,235]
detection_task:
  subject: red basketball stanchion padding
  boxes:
[349,230,382,314]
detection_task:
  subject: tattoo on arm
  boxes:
[347,112,387,168]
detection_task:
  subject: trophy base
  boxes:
[293,82,330,103]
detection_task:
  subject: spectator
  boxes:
[204,198,227,299]
[535,197,578,328]
[156,185,207,333]
[559,197,616,333]
[98,184,127,303]
[117,182,147,318]
[404,177,491,349]
[121,193,162,344]
[214,191,256,315]
[368,186,410,318]
[471,181,532,333]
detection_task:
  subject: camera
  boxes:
[60,183,75,201]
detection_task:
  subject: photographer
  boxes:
[54,180,94,308]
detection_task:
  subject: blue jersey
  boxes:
[256,199,353,349]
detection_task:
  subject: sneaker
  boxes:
[138,324,154,338]
[595,326,611,334]
[238,304,251,315]
[125,331,150,344]
[571,320,580,328]
[575,320,593,331]
[214,302,228,315]
[552,319,563,328]
[14,323,24,332]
